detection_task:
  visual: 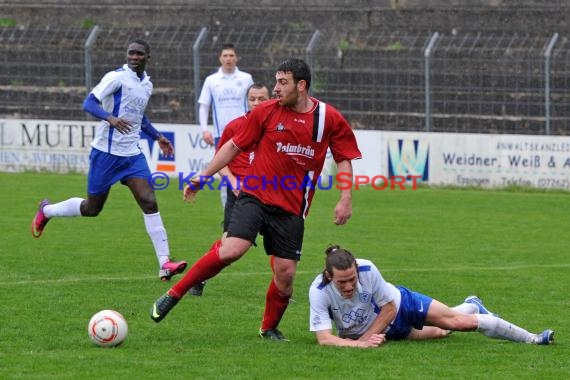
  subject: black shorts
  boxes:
[222,187,237,232]
[226,193,304,261]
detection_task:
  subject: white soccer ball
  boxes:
[87,310,128,347]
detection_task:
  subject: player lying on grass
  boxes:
[309,245,554,348]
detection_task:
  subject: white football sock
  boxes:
[43,198,83,218]
[476,314,535,343]
[143,212,170,267]
[452,302,478,315]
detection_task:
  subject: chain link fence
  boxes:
[1,25,569,135]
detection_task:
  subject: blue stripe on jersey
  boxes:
[113,87,122,117]
[107,87,122,152]
[211,95,220,136]
[316,281,327,290]
[358,265,371,272]
[370,297,381,314]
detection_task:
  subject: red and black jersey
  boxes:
[232,98,361,217]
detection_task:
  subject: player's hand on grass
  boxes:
[367,333,387,347]
[357,333,386,348]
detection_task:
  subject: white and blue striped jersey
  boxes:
[198,67,253,138]
[309,259,401,339]
[90,64,153,156]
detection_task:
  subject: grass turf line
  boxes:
[1,172,568,379]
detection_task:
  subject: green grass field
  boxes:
[1,172,568,379]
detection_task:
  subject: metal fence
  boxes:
[1,25,569,135]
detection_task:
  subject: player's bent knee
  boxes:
[273,260,296,278]
[273,269,296,290]
[218,246,247,263]
[82,208,102,217]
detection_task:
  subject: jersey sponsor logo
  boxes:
[388,138,429,181]
[342,308,367,324]
[222,88,238,96]
[130,96,149,108]
[214,87,244,104]
[275,142,315,158]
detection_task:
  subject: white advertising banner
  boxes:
[0,119,96,173]
[375,131,570,190]
[1,118,570,190]
[0,119,215,176]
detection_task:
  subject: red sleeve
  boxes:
[327,106,362,162]
[232,100,278,152]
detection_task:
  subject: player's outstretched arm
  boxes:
[333,160,353,225]
[183,140,241,202]
[315,329,385,348]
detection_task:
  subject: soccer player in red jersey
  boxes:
[151,58,362,341]
[187,83,271,296]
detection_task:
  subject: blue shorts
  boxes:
[87,149,151,196]
[385,286,432,340]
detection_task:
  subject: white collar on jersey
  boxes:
[217,66,242,77]
[123,64,150,82]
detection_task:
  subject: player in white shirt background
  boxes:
[31,39,187,281]
[197,43,253,208]
[309,245,554,348]
[198,42,254,147]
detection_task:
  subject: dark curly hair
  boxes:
[320,245,357,286]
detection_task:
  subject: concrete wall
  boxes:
[1,0,569,35]
[2,0,568,132]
